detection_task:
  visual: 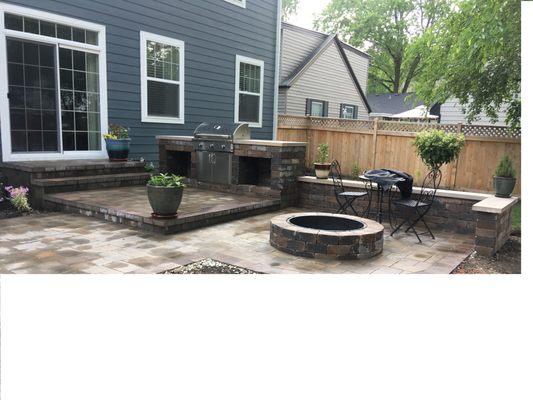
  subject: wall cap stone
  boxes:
[234,139,307,147]
[472,196,519,214]
[298,175,494,201]
[156,135,194,142]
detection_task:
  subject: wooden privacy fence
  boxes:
[277,115,521,195]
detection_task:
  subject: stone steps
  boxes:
[32,172,151,193]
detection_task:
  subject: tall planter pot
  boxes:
[493,176,516,198]
[105,138,131,161]
[147,184,184,217]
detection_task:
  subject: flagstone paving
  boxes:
[0,210,474,274]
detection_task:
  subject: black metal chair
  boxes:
[330,160,371,216]
[390,169,442,243]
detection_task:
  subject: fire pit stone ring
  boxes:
[270,212,384,259]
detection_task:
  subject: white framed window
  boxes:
[0,2,108,162]
[235,55,263,128]
[224,0,246,8]
[140,31,184,124]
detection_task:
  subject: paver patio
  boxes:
[0,209,473,274]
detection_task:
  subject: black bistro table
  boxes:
[359,169,405,224]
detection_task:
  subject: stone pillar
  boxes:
[472,196,518,257]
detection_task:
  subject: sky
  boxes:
[285,0,331,30]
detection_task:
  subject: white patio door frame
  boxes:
[0,2,108,161]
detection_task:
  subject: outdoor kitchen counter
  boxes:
[156,136,306,147]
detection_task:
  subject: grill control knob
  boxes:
[209,144,214,149]
[221,144,226,149]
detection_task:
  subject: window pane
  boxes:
[39,46,55,67]
[43,131,59,151]
[62,111,74,130]
[24,42,39,65]
[5,14,23,31]
[7,39,23,63]
[86,30,98,45]
[11,131,27,152]
[311,101,324,117]
[146,40,180,82]
[147,80,179,118]
[239,93,260,123]
[24,17,39,34]
[40,21,56,37]
[63,131,75,150]
[8,64,24,86]
[239,62,260,93]
[10,109,26,130]
[76,132,88,150]
[28,130,43,151]
[73,51,86,71]
[72,28,85,43]
[57,24,72,40]
[24,65,40,87]
[26,110,42,130]
[88,131,101,150]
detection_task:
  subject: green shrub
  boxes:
[104,124,130,140]
[351,163,361,179]
[414,129,465,170]
[315,143,329,164]
[495,155,516,178]
[147,173,185,188]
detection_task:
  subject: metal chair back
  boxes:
[416,169,442,208]
[330,160,345,195]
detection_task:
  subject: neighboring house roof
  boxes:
[367,93,424,116]
[280,22,372,113]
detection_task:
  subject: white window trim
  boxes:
[234,55,264,128]
[140,31,185,124]
[224,0,246,8]
[0,1,108,162]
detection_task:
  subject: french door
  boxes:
[7,38,101,155]
[0,3,107,162]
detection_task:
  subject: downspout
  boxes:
[272,0,282,140]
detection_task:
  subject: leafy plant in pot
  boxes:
[147,173,186,218]
[104,124,131,161]
[493,155,516,198]
[314,143,331,179]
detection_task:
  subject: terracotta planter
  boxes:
[147,184,184,217]
[105,138,130,161]
[493,176,516,198]
[314,163,331,179]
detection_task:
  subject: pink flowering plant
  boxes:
[4,185,32,212]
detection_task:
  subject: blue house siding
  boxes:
[0,0,279,163]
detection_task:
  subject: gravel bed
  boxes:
[452,235,521,274]
[164,258,262,274]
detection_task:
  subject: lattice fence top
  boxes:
[278,114,521,138]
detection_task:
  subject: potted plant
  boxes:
[414,129,465,172]
[314,143,331,179]
[104,124,131,161]
[147,173,186,218]
[493,155,516,198]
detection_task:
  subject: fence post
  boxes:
[372,118,379,169]
[451,123,463,190]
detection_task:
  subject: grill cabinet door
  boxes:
[196,151,212,182]
[211,152,232,184]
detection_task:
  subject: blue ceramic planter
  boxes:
[105,138,130,161]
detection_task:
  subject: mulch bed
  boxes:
[164,258,262,274]
[452,234,521,274]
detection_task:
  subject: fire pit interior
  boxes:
[270,212,384,260]
[289,215,365,231]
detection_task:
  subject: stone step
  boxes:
[43,188,281,234]
[32,172,151,193]
[1,160,147,179]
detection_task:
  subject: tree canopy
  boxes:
[282,0,299,21]
[414,0,521,127]
[315,0,452,94]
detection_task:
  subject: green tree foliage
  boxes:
[414,129,465,171]
[282,0,299,21]
[414,0,521,128]
[315,0,451,94]
[495,155,516,178]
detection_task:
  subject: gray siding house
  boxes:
[278,23,371,120]
[0,0,280,163]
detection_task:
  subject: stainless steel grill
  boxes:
[193,122,250,184]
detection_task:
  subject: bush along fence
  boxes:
[277,115,521,195]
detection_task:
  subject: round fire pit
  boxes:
[270,212,384,259]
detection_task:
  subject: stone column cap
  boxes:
[472,196,519,214]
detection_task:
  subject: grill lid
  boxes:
[193,122,250,140]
